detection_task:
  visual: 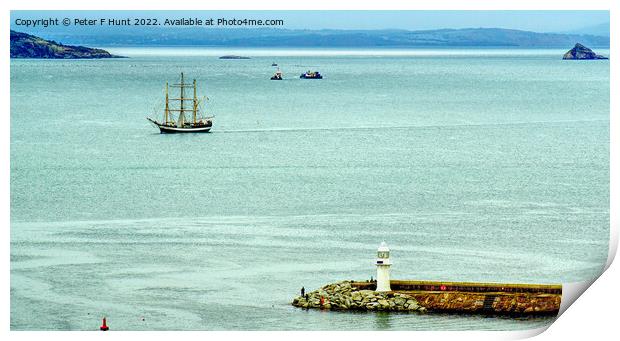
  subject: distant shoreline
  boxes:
[10,30,123,59]
[10,27,609,49]
[89,46,610,59]
[96,44,612,49]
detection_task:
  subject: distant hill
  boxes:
[561,22,610,38]
[15,27,610,48]
[10,30,121,59]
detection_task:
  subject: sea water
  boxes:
[10,48,609,330]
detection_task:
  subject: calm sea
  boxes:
[10,48,609,330]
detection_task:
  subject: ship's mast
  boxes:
[179,72,185,125]
[165,73,206,126]
[193,79,197,124]
[164,82,169,124]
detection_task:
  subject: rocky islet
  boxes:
[563,43,608,60]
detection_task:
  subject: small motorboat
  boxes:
[300,70,322,79]
[271,70,283,80]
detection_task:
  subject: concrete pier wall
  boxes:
[351,280,561,315]
[408,291,560,315]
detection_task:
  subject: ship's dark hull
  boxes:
[148,117,212,133]
[158,125,212,133]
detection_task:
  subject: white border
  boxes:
[3,1,617,340]
[1,0,615,10]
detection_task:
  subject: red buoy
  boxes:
[100,317,109,331]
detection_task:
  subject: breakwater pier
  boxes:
[292,243,561,316]
[292,280,561,315]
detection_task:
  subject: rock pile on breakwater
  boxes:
[292,281,426,312]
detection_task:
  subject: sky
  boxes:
[10,10,609,33]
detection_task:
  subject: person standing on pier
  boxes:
[301,287,305,296]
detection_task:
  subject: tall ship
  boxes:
[147,73,214,133]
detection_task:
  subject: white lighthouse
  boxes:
[375,242,392,292]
